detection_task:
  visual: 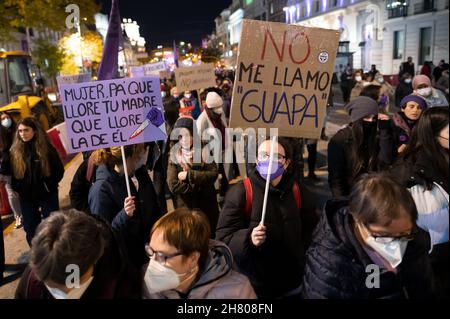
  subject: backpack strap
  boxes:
[292,181,301,210]
[243,178,253,220]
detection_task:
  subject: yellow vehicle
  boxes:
[0,51,62,130]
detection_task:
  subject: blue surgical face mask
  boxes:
[256,160,285,181]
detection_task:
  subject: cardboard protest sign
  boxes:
[229,20,340,139]
[175,64,216,92]
[131,62,169,79]
[60,76,167,153]
[57,73,91,87]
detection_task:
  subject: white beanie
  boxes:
[206,92,223,109]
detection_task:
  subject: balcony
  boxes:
[387,6,409,18]
[414,0,436,14]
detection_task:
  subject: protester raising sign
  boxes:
[56,73,92,87]
[131,61,168,78]
[60,76,167,153]
[175,64,216,92]
[229,20,340,139]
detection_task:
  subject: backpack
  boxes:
[242,177,301,220]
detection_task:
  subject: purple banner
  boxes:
[60,76,167,153]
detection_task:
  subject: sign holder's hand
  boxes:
[251,224,267,247]
[124,196,136,217]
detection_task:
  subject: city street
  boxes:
[0,86,350,299]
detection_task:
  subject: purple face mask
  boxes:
[256,160,285,181]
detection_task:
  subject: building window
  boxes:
[419,27,432,65]
[414,0,436,14]
[333,0,338,6]
[315,1,320,12]
[246,0,253,5]
[393,30,405,59]
[270,2,274,14]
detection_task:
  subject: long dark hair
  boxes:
[350,118,379,179]
[401,107,449,187]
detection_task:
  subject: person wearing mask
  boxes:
[142,208,256,299]
[15,209,140,299]
[399,56,415,78]
[340,66,354,103]
[301,173,434,299]
[413,75,449,108]
[0,112,22,228]
[392,95,428,155]
[392,107,449,298]
[328,96,394,198]
[180,91,201,120]
[350,69,366,101]
[374,73,395,112]
[3,117,64,246]
[88,144,162,267]
[216,138,318,298]
[196,91,230,200]
[395,73,414,108]
[167,117,220,236]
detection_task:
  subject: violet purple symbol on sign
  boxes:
[129,108,164,140]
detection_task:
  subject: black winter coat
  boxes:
[327,123,394,198]
[9,142,64,201]
[15,216,140,299]
[69,153,97,214]
[301,200,434,299]
[89,165,162,267]
[215,170,317,298]
[167,158,220,235]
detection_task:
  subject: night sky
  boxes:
[99,0,232,49]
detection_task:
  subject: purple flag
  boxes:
[173,40,179,68]
[97,0,121,80]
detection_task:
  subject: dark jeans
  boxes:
[307,143,318,175]
[20,193,59,246]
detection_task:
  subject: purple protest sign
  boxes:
[60,76,167,153]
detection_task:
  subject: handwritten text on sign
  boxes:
[229,20,340,139]
[60,76,167,153]
[175,64,216,92]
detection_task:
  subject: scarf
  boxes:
[175,147,193,171]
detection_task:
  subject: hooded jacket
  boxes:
[301,200,434,299]
[143,240,256,299]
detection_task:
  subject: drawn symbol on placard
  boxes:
[318,51,329,64]
[129,108,165,140]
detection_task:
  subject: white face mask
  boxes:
[161,91,167,98]
[143,259,183,294]
[417,87,432,97]
[404,78,412,84]
[212,107,223,115]
[45,276,94,299]
[1,118,12,128]
[355,76,362,82]
[184,93,192,99]
[365,237,408,268]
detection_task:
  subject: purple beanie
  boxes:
[400,95,428,110]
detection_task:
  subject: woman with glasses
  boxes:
[301,173,434,299]
[328,96,394,198]
[142,208,256,299]
[391,107,449,298]
[216,137,318,298]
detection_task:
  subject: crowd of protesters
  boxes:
[0,61,448,300]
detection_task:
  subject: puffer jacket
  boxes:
[215,170,317,298]
[143,240,256,299]
[301,200,434,299]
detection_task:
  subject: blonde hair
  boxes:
[10,117,52,179]
[92,144,146,168]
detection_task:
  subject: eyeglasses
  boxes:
[365,225,419,244]
[145,244,183,265]
[257,151,286,163]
